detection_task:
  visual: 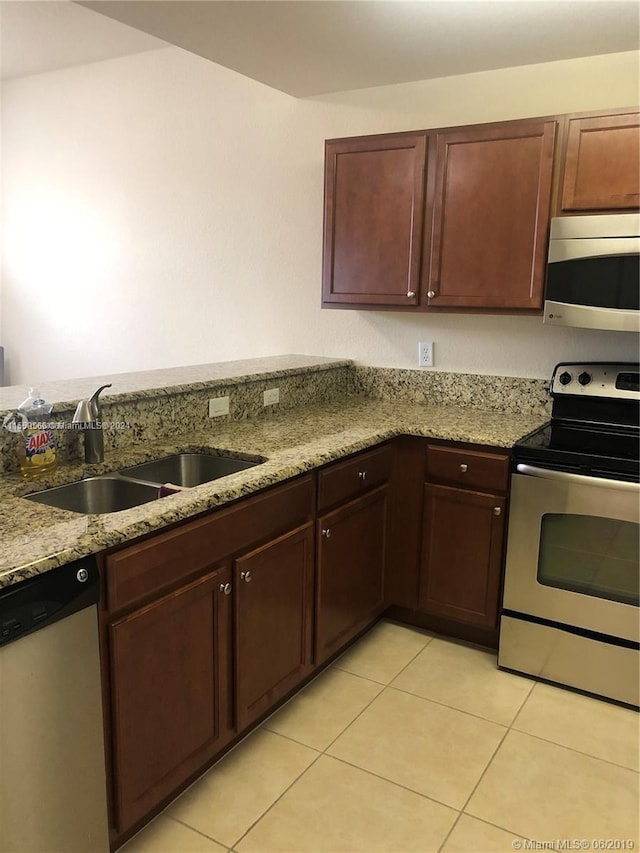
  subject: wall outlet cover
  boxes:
[263,387,280,406]
[209,396,230,417]
[418,341,434,368]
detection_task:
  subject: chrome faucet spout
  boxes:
[72,383,112,463]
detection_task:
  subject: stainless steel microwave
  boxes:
[544,213,639,333]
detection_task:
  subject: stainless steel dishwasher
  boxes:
[0,556,110,853]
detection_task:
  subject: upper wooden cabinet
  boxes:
[323,117,558,312]
[557,110,640,214]
[425,119,556,310]
[322,133,427,308]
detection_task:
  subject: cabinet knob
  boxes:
[240,570,252,583]
[427,290,437,298]
[459,463,468,473]
[322,528,331,538]
[493,506,501,516]
[406,291,416,298]
[358,471,367,481]
[219,582,232,595]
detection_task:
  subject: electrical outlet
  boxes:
[263,387,280,406]
[418,341,434,367]
[208,396,230,417]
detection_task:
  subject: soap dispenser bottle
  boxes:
[16,388,57,478]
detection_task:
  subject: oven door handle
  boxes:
[515,464,639,493]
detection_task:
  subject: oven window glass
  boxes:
[537,514,639,606]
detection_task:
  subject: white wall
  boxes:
[1,47,638,384]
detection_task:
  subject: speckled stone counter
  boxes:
[0,395,547,589]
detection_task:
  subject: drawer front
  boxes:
[426,445,509,493]
[106,475,314,613]
[317,444,394,511]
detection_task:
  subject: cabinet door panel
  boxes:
[235,523,313,730]
[110,566,232,832]
[419,484,505,628]
[323,134,427,307]
[560,112,640,212]
[316,486,387,662]
[427,120,556,309]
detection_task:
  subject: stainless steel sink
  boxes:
[25,476,161,515]
[117,453,261,488]
[24,452,264,514]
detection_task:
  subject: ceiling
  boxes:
[0,1,166,81]
[2,1,639,96]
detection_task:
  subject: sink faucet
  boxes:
[72,384,112,463]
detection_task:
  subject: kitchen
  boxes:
[0,2,639,852]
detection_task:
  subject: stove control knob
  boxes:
[578,371,592,386]
[558,371,572,386]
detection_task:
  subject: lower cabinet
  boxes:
[417,444,509,631]
[234,523,314,731]
[100,438,512,843]
[418,484,505,627]
[102,475,315,839]
[316,486,387,663]
[108,565,233,832]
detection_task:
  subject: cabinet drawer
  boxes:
[426,445,509,493]
[106,475,314,613]
[317,444,394,511]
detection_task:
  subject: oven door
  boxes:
[502,464,639,643]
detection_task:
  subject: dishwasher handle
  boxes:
[0,555,99,647]
[515,463,640,493]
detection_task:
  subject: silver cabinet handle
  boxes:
[240,571,252,583]
[407,291,416,298]
[459,463,468,473]
[427,290,436,298]
[219,582,232,595]
[358,471,367,481]
[493,507,501,516]
[322,528,331,538]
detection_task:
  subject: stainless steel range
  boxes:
[499,362,639,708]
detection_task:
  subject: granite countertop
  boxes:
[0,395,547,589]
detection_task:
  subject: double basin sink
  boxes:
[25,452,263,515]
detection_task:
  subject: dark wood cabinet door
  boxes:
[109,565,233,832]
[316,486,387,663]
[234,523,314,731]
[323,133,427,307]
[418,484,505,628]
[559,111,640,213]
[426,119,556,310]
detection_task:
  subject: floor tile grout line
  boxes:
[385,682,514,729]
[386,633,437,682]
[163,630,433,851]
[456,724,511,816]
[326,663,391,688]
[320,677,389,753]
[332,634,435,686]
[506,725,640,774]
[508,678,538,730]
[229,749,325,850]
[436,810,464,853]
[441,811,533,849]
[506,674,640,774]
[259,725,325,753]
[230,667,409,849]
[165,813,230,849]
[326,750,463,815]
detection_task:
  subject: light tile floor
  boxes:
[122,620,640,853]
